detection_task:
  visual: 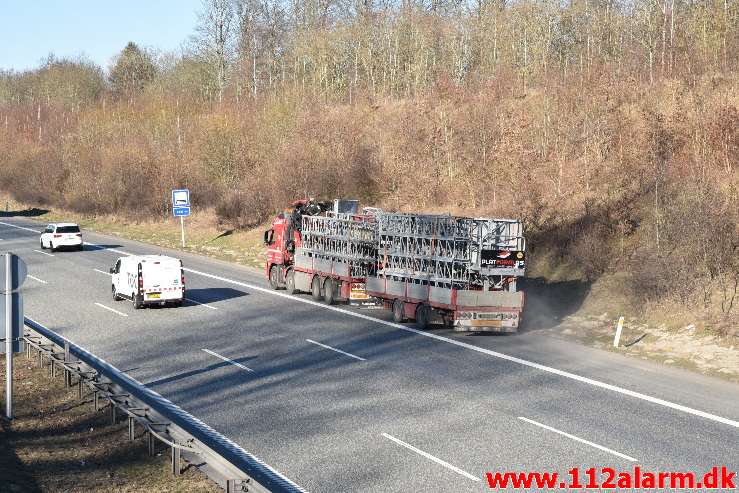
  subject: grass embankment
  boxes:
[0,354,222,493]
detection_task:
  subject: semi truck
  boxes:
[264,199,526,332]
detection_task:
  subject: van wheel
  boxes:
[269,265,280,290]
[133,293,143,309]
[112,286,121,301]
[392,299,405,323]
[311,276,323,302]
[285,269,296,295]
[323,278,334,305]
[415,303,429,329]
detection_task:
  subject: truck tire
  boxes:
[133,293,144,309]
[392,299,405,323]
[269,265,280,290]
[415,303,429,329]
[323,278,334,305]
[311,275,323,302]
[285,268,296,295]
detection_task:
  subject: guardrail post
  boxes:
[93,390,99,411]
[78,378,84,398]
[148,431,155,456]
[128,416,136,441]
[110,402,116,424]
[172,440,181,475]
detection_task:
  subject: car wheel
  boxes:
[40,239,45,250]
[269,264,280,290]
[112,285,121,301]
[49,242,56,253]
[392,299,405,323]
[77,244,83,251]
[311,275,323,302]
[133,293,144,309]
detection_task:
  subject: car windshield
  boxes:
[57,225,81,233]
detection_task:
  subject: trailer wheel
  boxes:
[323,278,334,305]
[269,265,280,290]
[285,268,296,295]
[415,304,429,329]
[392,299,405,323]
[311,275,323,301]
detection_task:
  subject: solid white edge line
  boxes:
[519,417,637,462]
[183,267,739,430]
[382,433,481,481]
[34,249,54,257]
[95,303,128,317]
[86,242,129,255]
[0,221,39,233]
[202,348,253,372]
[307,339,366,361]
[94,268,111,275]
[27,275,47,284]
[186,298,218,310]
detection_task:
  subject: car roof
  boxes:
[49,222,79,227]
[121,255,180,263]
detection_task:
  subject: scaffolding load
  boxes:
[264,199,526,332]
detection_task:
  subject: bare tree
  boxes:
[191,0,238,102]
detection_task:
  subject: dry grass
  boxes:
[0,353,223,493]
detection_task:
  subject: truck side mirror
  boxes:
[263,229,274,246]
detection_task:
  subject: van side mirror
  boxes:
[109,268,116,274]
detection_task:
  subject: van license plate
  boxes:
[148,293,161,299]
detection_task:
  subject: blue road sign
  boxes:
[173,207,191,217]
[172,189,190,207]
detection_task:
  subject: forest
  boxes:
[0,0,737,331]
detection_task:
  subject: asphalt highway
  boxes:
[2,216,738,492]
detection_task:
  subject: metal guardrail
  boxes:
[22,317,308,493]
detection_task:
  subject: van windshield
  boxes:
[57,226,81,233]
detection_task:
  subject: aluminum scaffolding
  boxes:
[376,212,525,290]
[299,214,378,278]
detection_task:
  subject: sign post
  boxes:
[2,253,26,419]
[172,190,191,248]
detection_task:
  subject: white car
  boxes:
[110,255,185,308]
[40,223,83,252]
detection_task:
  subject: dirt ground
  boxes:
[520,277,739,385]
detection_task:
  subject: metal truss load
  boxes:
[298,214,378,278]
[375,212,525,290]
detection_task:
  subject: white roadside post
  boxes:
[613,316,625,347]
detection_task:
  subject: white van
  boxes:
[110,255,185,308]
